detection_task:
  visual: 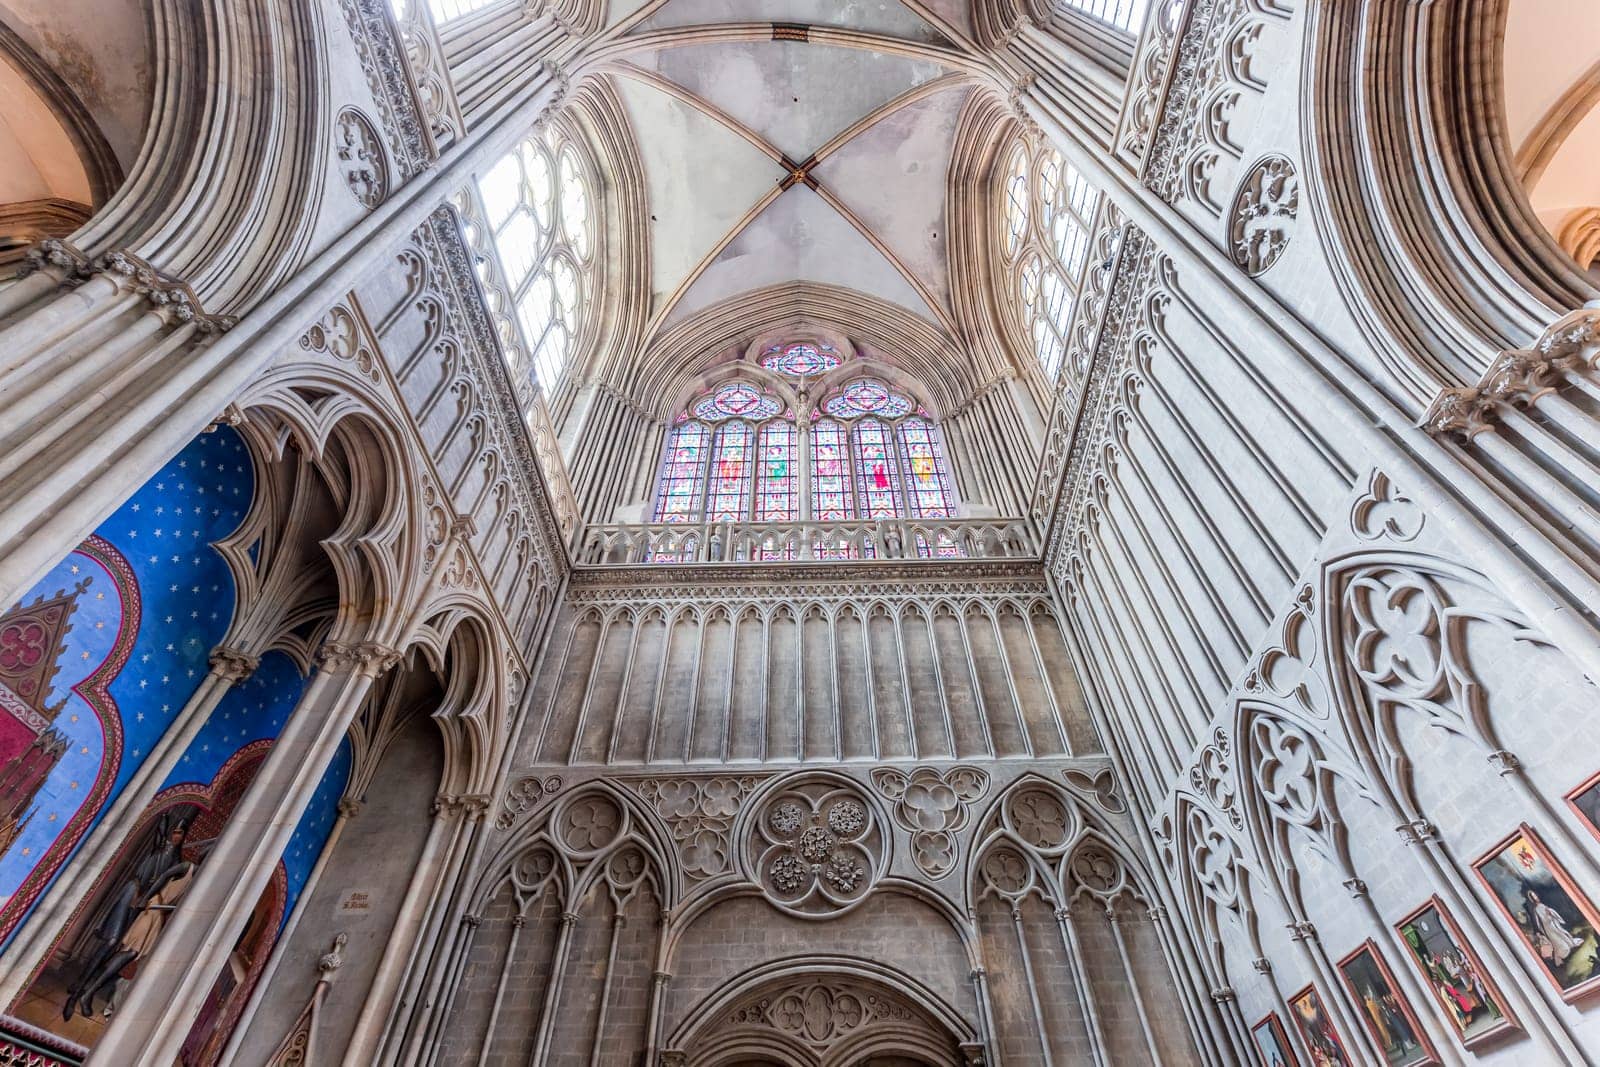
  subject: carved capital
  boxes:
[208,645,259,682]
[1342,878,1369,899]
[96,248,237,333]
[1288,920,1318,943]
[660,1052,688,1067]
[1251,957,1272,975]
[1209,987,1237,1003]
[462,914,482,929]
[337,797,364,819]
[317,640,402,679]
[959,1042,989,1067]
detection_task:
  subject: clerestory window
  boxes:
[1000,139,1099,381]
[476,125,595,390]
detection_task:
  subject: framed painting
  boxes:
[1250,1012,1300,1067]
[1395,896,1517,1047]
[1336,940,1437,1066]
[1474,825,1600,1001]
[1565,770,1600,844]
[1288,985,1353,1067]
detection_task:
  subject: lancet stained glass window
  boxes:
[756,422,798,522]
[656,422,711,523]
[651,376,956,527]
[811,420,854,521]
[476,125,595,390]
[706,422,754,521]
[1000,139,1100,382]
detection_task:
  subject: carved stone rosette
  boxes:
[745,779,884,917]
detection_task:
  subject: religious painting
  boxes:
[1474,825,1600,1000]
[1336,941,1436,1065]
[1395,897,1516,1047]
[1250,1012,1299,1067]
[1564,770,1600,844]
[1288,985,1352,1067]
[9,745,269,1054]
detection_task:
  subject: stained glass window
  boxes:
[1000,139,1101,383]
[853,419,904,519]
[653,376,957,527]
[693,382,783,422]
[823,379,914,420]
[761,341,842,378]
[756,421,798,522]
[476,125,594,391]
[811,419,854,521]
[899,418,955,518]
[655,421,710,523]
[706,422,754,521]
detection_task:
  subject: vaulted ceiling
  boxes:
[592,0,995,349]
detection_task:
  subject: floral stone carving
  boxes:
[1228,154,1298,276]
[871,765,990,878]
[335,107,389,209]
[748,780,883,917]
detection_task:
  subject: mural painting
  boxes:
[0,429,352,1063]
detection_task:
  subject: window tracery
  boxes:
[1000,139,1100,380]
[649,373,958,532]
[1057,0,1150,32]
[476,127,596,390]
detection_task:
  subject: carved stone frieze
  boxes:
[338,0,431,178]
[19,240,236,333]
[1421,307,1600,437]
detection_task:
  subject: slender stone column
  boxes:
[93,640,399,1064]
[0,645,257,1006]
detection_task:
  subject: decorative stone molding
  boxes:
[495,773,563,829]
[871,765,989,878]
[1227,155,1298,276]
[18,241,236,333]
[1421,307,1600,437]
[338,0,430,178]
[1286,920,1317,942]
[1349,470,1422,542]
[634,774,768,881]
[1062,766,1128,814]
[335,107,389,209]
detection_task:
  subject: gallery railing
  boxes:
[575,518,1039,566]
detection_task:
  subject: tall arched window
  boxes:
[651,376,957,525]
[1000,139,1099,380]
[477,125,595,389]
